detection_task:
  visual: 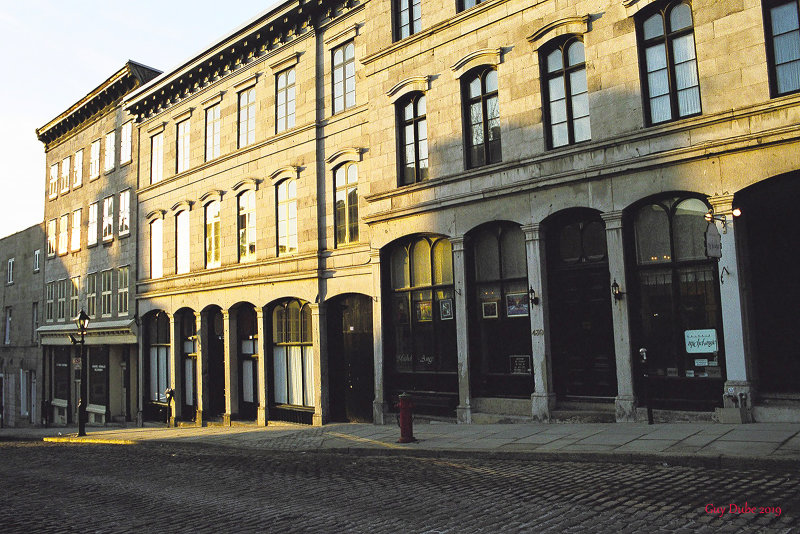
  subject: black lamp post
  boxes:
[75,310,90,437]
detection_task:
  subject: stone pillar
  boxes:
[601,211,636,422]
[194,311,205,426]
[709,194,753,421]
[222,309,239,425]
[136,334,144,427]
[523,224,554,421]
[450,237,472,423]
[168,312,181,425]
[311,303,328,426]
[256,308,268,426]
[370,248,387,424]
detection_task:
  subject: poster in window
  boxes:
[506,292,529,317]
[482,301,499,319]
[415,300,433,322]
[439,298,453,320]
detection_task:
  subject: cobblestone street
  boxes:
[0,441,797,533]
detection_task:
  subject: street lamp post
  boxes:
[75,310,90,437]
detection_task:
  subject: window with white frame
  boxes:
[87,273,97,318]
[151,133,164,184]
[118,190,130,236]
[48,164,58,199]
[102,196,114,241]
[238,88,256,148]
[332,42,356,114]
[88,202,98,246]
[177,119,191,173]
[118,266,129,315]
[176,210,190,275]
[69,277,79,320]
[6,258,13,284]
[70,209,81,251]
[205,104,221,161]
[3,307,10,345]
[272,300,314,407]
[205,201,221,268]
[57,279,67,321]
[73,149,83,187]
[90,140,100,179]
[104,130,116,172]
[276,68,296,133]
[45,282,54,322]
[47,219,56,256]
[101,269,113,317]
[541,37,591,148]
[150,218,163,279]
[58,214,68,255]
[334,163,359,246]
[120,121,132,164]
[238,190,256,262]
[277,180,297,255]
[33,249,40,272]
[61,156,70,193]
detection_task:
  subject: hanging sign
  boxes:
[705,224,722,259]
[685,329,718,353]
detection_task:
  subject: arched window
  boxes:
[462,67,501,168]
[398,92,429,185]
[637,1,701,124]
[277,180,297,255]
[272,300,314,408]
[238,190,256,262]
[175,210,190,274]
[541,37,591,148]
[629,195,724,409]
[205,200,221,268]
[469,224,532,397]
[150,218,163,279]
[145,312,170,404]
[385,236,457,414]
[334,163,359,246]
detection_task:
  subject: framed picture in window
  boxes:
[439,298,454,320]
[506,293,529,317]
[482,301,498,319]
[415,300,433,322]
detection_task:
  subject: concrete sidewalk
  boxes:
[3,421,800,470]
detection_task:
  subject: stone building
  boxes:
[0,224,44,427]
[36,62,160,426]
[126,0,800,426]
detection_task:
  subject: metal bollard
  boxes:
[395,392,416,443]
[639,348,654,425]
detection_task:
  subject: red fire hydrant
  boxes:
[396,392,416,443]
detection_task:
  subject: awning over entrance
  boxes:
[38,319,138,346]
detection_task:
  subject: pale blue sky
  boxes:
[0,0,278,239]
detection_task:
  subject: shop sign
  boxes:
[509,355,532,374]
[705,224,722,258]
[685,329,718,353]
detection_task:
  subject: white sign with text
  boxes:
[685,329,718,353]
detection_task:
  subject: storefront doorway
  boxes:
[327,294,374,422]
[206,308,226,419]
[547,210,617,399]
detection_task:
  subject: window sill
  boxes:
[104,168,115,176]
[87,242,98,248]
[119,231,130,239]
[89,175,100,182]
[72,182,82,189]
[120,160,132,168]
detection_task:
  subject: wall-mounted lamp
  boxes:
[528,287,540,305]
[611,279,625,301]
[704,207,741,234]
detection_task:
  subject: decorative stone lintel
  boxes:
[171,108,194,122]
[146,121,166,135]
[386,75,430,103]
[270,165,300,183]
[199,189,224,206]
[270,52,301,72]
[200,91,225,108]
[451,48,503,79]
[528,15,591,51]
[233,72,261,91]
[326,147,364,166]
[170,200,194,213]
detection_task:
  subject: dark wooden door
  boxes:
[328,295,374,422]
[548,213,617,398]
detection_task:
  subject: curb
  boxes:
[42,437,138,445]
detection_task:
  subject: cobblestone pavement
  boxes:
[0,440,797,533]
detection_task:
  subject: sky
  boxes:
[0,0,279,239]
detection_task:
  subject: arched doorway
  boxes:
[269,298,315,424]
[383,235,458,416]
[466,222,533,398]
[204,306,226,419]
[327,294,374,422]
[143,311,170,422]
[546,210,617,399]
[736,174,800,394]
[236,304,258,421]
[176,309,197,422]
[626,194,725,410]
